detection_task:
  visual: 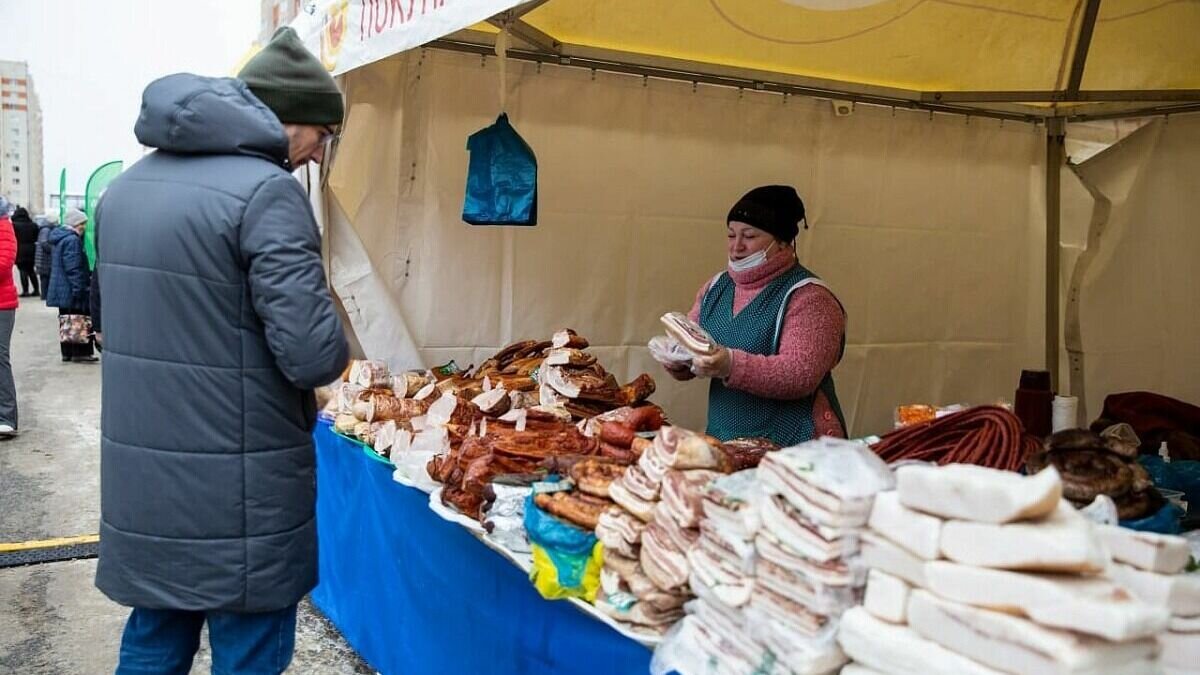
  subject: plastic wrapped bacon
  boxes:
[348,359,391,389]
[392,371,435,398]
[352,390,431,425]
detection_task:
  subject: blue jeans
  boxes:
[116,605,298,675]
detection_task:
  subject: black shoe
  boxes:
[72,356,100,363]
[62,355,72,362]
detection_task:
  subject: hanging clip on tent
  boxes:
[463,25,537,226]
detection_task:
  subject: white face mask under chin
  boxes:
[728,242,774,273]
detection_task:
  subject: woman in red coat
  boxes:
[0,195,19,436]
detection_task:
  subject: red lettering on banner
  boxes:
[358,0,450,39]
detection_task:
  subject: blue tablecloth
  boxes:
[311,421,653,674]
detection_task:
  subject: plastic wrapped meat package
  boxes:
[648,334,694,369]
[483,484,533,555]
[653,437,895,675]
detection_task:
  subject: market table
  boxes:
[310,420,654,675]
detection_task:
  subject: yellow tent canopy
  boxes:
[443,0,1199,121]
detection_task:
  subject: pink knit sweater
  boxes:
[686,249,846,439]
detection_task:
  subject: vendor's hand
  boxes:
[691,347,732,380]
[664,362,695,381]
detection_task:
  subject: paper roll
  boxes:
[1052,395,1079,432]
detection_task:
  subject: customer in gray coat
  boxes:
[92,27,349,675]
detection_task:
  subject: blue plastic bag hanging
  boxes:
[462,114,537,225]
[462,29,537,226]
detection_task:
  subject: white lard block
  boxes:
[867,491,942,560]
[837,606,1003,675]
[1171,615,1200,633]
[896,464,1061,524]
[1097,524,1191,575]
[864,569,911,624]
[907,589,1159,675]
[924,560,1169,641]
[1108,562,1200,617]
[939,501,1109,573]
[861,531,927,588]
[1160,631,1200,671]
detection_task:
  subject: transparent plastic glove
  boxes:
[691,346,732,380]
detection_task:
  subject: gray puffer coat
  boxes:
[93,73,349,612]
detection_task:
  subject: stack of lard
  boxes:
[1098,526,1200,674]
[595,426,722,633]
[839,463,1169,675]
[655,438,894,675]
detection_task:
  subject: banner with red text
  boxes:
[290,0,521,76]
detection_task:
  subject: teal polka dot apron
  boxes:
[699,263,847,446]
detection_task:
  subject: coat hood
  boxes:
[48,226,76,246]
[134,73,289,166]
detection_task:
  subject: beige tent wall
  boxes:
[325,49,1045,437]
[1062,116,1200,424]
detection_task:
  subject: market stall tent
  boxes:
[291,0,1200,435]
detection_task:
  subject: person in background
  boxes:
[46,208,96,363]
[34,213,57,302]
[93,27,349,675]
[0,196,18,436]
[663,185,847,447]
[11,206,40,298]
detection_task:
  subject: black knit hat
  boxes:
[238,27,344,125]
[727,185,806,243]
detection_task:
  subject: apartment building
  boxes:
[0,60,44,212]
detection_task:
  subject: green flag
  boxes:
[83,161,122,269]
[58,168,66,225]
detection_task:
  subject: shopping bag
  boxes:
[463,113,537,226]
[58,314,92,344]
[523,493,602,601]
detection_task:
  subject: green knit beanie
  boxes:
[238,27,344,125]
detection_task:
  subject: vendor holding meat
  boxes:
[665,185,846,446]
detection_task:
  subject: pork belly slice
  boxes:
[760,492,862,563]
[1096,524,1191,575]
[1160,631,1200,671]
[868,490,943,561]
[864,569,911,624]
[759,459,873,528]
[924,560,1169,641]
[907,589,1160,675]
[838,606,1005,675]
[756,530,863,587]
[939,500,1109,574]
[640,522,691,592]
[608,479,656,523]
[861,530,928,588]
[660,469,720,529]
[896,464,1062,524]
[1108,562,1200,617]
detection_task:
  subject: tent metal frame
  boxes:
[438,3,1200,391]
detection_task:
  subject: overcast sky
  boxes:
[0,1,260,209]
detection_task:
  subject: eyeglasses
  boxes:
[319,125,340,145]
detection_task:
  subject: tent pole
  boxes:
[1045,117,1066,391]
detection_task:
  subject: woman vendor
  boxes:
[664,185,847,446]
